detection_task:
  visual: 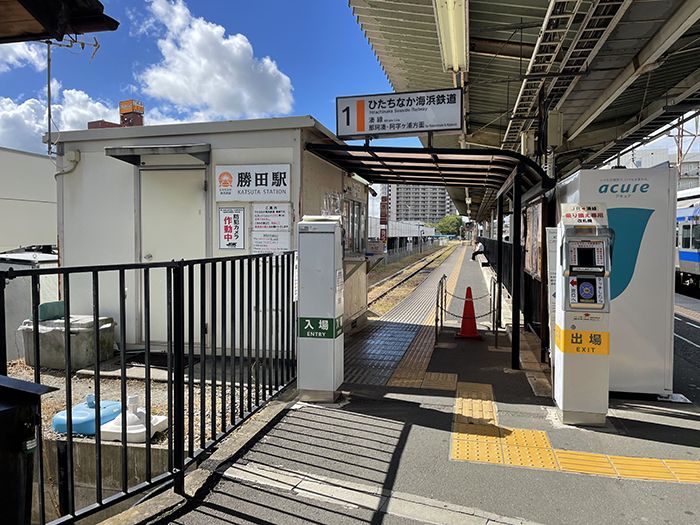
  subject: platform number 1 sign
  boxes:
[336,88,462,140]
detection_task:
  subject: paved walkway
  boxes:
[134,245,700,525]
[344,246,465,386]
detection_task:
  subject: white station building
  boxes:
[50,116,371,346]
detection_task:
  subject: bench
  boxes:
[476,254,488,267]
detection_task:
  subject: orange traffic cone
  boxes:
[455,286,483,340]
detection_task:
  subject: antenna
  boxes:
[45,36,101,155]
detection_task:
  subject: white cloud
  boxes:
[0,82,118,154]
[137,0,293,119]
[0,42,46,74]
[0,96,46,152]
[0,0,295,152]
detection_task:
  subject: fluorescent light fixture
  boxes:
[433,0,468,73]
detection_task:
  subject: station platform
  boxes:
[118,245,700,525]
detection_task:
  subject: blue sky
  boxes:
[0,0,420,154]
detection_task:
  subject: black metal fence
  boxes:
[478,237,545,347]
[479,238,514,295]
[0,252,297,525]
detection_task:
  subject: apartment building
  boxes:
[386,184,457,223]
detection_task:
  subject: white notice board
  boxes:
[252,231,291,254]
[253,203,291,230]
[219,207,245,249]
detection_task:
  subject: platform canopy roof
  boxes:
[0,0,118,44]
[307,142,551,217]
[346,0,700,219]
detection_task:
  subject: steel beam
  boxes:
[566,0,700,141]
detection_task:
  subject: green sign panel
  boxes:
[335,314,344,338]
[299,316,344,339]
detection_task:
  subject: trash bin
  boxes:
[19,315,115,370]
[0,375,57,525]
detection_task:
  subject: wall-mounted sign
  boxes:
[252,231,291,254]
[367,240,384,255]
[253,203,291,230]
[219,207,245,250]
[336,88,463,140]
[215,164,290,202]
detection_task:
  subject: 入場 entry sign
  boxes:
[336,88,463,140]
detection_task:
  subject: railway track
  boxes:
[368,245,455,307]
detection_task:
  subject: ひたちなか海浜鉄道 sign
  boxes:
[336,88,463,140]
[216,164,291,202]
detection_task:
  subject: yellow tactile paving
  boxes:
[449,382,700,483]
[608,456,677,481]
[663,460,700,483]
[455,409,497,426]
[455,404,496,419]
[388,247,466,388]
[553,450,618,477]
[452,423,501,443]
[455,397,496,413]
[500,428,551,449]
[451,439,504,464]
[502,445,559,470]
[421,372,458,390]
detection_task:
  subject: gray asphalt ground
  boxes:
[145,248,700,525]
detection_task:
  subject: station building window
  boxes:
[343,198,367,257]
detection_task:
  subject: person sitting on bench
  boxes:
[472,241,484,261]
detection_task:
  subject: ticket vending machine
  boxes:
[554,203,613,426]
[297,216,344,402]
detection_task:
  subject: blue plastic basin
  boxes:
[52,396,121,435]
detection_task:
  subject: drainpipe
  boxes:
[54,150,80,180]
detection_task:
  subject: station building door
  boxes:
[140,168,206,344]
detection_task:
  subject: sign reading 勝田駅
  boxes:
[215,164,290,202]
[336,88,463,140]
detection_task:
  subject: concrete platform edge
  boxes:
[98,382,300,525]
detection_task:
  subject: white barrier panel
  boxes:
[557,168,675,394]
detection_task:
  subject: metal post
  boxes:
[118,270,128,491]
[47,42,51,156]
[497,195,504,329]
[512,168,523,370]
[144,269,152,482]
[173,262,185,495]
[0,271,7,376]
[435,281,440,340]
[247,259,253,413]
[92,272,104,501]
[221,260,227,431]
[540,196,549,363]
[199,263,206,447]
[254,257,260,408]
[166,268,173,471]
[62,273,75,515]
[187,264,195,456]
[210,261,217,440]
[32,274,47,524]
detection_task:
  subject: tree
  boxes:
[437,214,462,235]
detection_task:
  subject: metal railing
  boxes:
[381,239,439,266]
[0,252,297,525]
[435,274,447,340]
